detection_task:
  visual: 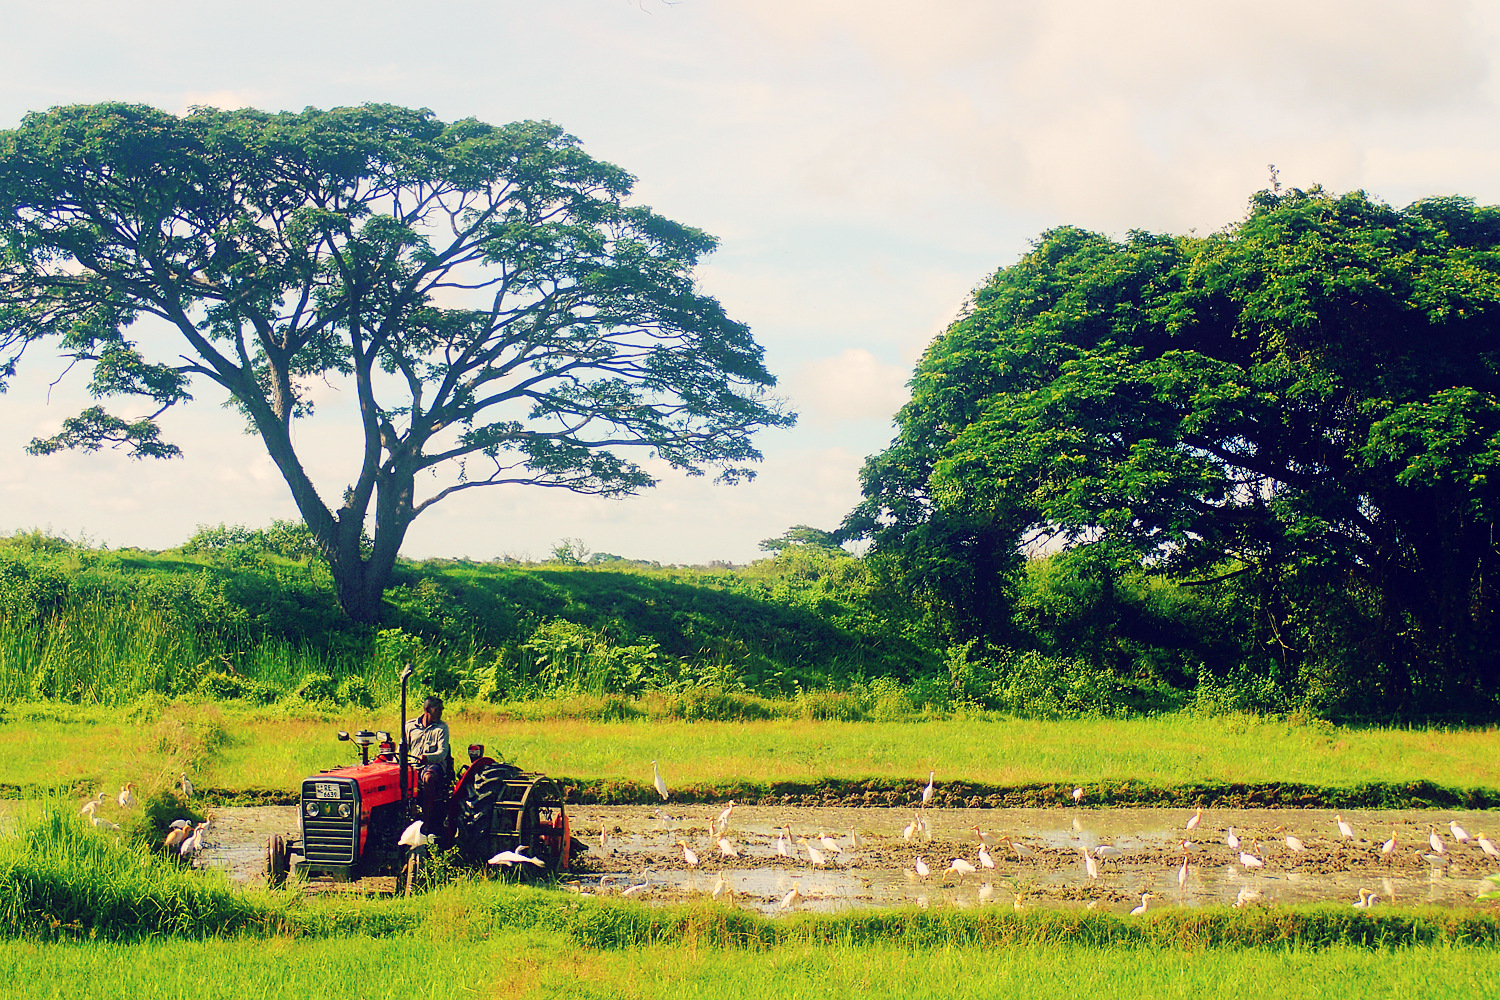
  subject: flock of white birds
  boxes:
[603,770,1497,913]
[78,772,213,860]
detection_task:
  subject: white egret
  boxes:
[677,841,699,868]
[1421,852,1448,868]
[1094,845,1121,860]
[1177,856,1189,889]
[711,874,729,899]
[1003,837,1033,861]
[715,801,735,832]
[180,773,194,799]
[800,839,826,867]
[1185,808,1202,831]
[163,825,191,850]
[1352,889,1377,908]
[1450,820,1472,843]
[817,830,843,854]
[1072,787,1084,803]
[848,827,865,850]
[776,827,793,858]
[79,793,106,815]
[716,837,739,859]
[91,816,120,831]
[398,820,433,848]
[489,849,544,867]
[621,881,650,897]
[945,858,976,879]
[914,857,930,878]
[1335,815,1354,840]
[168,818,191,830]
[1239,842,1265,868]
[977,844,995,869]
[778,882,803,910]
[117,783,137,809]
[1477,833,1500,859]
[1180,840,1197,853]
[902,815,919,842]
[921,771,935,807]
[971,826,1000,849]
[1128,892,1154,916]
[1234,887,1262,907]
[651,760,668,802]
[1381,830,1397,855]
[1284,833,1306,853]
[1226,828,1240,850]
[1082,849,1099,880]
[917,812,932,840]
[1429,827,1446,854]
[599,826,611,855]
[180,822,206,854]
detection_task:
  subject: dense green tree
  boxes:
[0,103,791,622]
[847,187,1500,716]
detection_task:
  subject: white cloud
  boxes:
[790,349,910,422]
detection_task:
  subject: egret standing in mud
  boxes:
[1129,893,1154,915]
[652,761,668,802]
[1336,816,1355,840]
[1185,808,1201,831]
[1450,820,1471,843]
[921,771,935,808]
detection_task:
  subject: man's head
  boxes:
[423,695,443,723]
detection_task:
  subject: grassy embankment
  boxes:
[3,808,1499,1000]
[8,701,1498,807]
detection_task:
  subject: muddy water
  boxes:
[199,804,1500,914]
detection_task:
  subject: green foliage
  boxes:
[849,187,1500,721]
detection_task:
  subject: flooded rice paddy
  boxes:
[202,803,1500,915]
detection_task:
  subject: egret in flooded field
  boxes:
[903,813,919,842]
[716,837,739,859]
[1094,844,1121,860]
[1284,833,1306,853]
[1226,828,1240,850]
[1450,820,1471,843]
[1352,889,1377,908]
[800,839,826,867]
[912,856,931,878]
[652,761,668,802]
[489,848,544,868]
[163,824,191,850]
[1185,808,1202,831]
[1072,787,1084,803]
[1381,830,1397,855]
[945,857,976,878]
[1335,815,1354,840]
[775,827,793,858]
[1429,827,1446,854]
[1177,855,1189,889]
[847,827,864,850]
[817,830,843,854]
[1003,837,1033,861]
[1128,892,1154,915]
[1234,887,1262,907]
[117,783,137,809]
[1240,842,1265,868]
[977,844,995,869]
[91,815,120,831]
[711,874,729,899]
[79,792,106,816]
[779,882,803,910]
[1477,833,1500,859]
[715,801,735,832]
[972,826,999,849]
[1082,849,1099,880]
[676,840,699,868]
[921,771,935,807]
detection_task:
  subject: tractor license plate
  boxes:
[314,782,341,800]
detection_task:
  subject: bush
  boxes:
[293,672,337,703]
[336,675,375,709]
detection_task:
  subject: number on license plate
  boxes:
[315,782,340,800]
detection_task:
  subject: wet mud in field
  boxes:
[201,803,1500,915]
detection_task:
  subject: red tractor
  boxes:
[266,665,583,891]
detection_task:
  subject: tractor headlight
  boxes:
[338,802,352,818]
[305,801,319,818]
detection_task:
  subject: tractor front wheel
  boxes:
[266,835,289,888]
[402,848,424,896]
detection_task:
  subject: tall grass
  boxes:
[0,805,281,939]
[0,597,394,705]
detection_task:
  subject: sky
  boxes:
[3,0,1500,564]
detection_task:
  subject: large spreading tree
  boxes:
[846,187,1500,715]
[0,103,792,621]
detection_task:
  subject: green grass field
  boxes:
[8,934,1500,1000]
[10,701,1498,799]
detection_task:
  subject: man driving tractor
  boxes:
[405,694,453,834]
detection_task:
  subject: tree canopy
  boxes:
[846,187,1500,717]
[0,103,792,621]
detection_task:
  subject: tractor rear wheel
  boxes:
[455,761,506,865]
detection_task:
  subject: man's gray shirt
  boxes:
[405,717,451,768]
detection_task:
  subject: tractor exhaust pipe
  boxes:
[399,661,414,818]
